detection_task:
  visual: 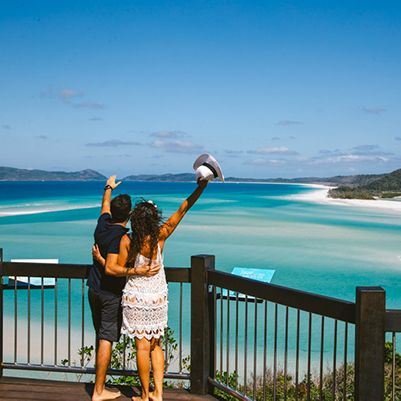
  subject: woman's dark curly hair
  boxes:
[128,199,164,266]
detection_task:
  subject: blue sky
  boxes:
[1,0,400,178]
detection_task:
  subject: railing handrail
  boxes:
[2,261,90,278]
[385,309,401,332]
[4,259,401,330]
[1,261,191,283]
[208,269,356,323]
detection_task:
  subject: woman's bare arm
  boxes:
[159,179,208,241]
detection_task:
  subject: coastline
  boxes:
[290,184,401,212]
[2,180,401,217]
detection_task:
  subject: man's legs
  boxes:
[92,339,120,401]
[89,289,121,401]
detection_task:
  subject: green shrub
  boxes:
[66,333,401,400]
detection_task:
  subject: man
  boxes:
[88,176,160,401]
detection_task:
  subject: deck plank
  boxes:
[0,377,216,401]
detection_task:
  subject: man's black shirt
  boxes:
[87,213,128,297]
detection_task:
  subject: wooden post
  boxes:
[208,270,216,392]
[190,254,215,395]
[0,248,3,378]
[355,286,385,401]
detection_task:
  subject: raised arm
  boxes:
[100,175,121,216]
[160,179,208,240]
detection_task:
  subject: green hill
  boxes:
[323,173,386,187]
[362,168,401,191]
[328,168,401,199]
[0,167,106,181]
[123,173,194,182]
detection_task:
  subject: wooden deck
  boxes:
[0,377,216,401]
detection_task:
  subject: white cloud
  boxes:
[362,106,386,115]
[73,101,104,110]
[312,154,389,164]
[311,144,394,166]
[86,140,142,147]
[41,87,104,109]
[351,144,380,152]
[276,120,302,126]
[337,154,388,162]
[150,130,189,139]
[60,89,83,99]
[248,146,298,155]
[247,158,286,166]
[150,139,204,153]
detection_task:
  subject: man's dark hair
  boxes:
[110,194,132,223]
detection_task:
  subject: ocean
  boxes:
[1,181,401,303]
[1,181,401,377]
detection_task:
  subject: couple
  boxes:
[87,175,208,401]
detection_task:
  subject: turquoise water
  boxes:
[1,181,401,375]
[1,181,401,305]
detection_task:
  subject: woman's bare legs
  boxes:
[134,338,151,401]
[149,338,164,401]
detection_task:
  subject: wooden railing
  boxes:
[1,248,400,401]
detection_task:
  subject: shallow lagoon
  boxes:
[1,181,401,304]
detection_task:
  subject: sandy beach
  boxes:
[288,184,401,212]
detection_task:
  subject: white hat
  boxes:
[193,153,224,182]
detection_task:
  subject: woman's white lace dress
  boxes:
[121,245,168,340]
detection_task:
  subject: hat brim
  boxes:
[193,153,224,181]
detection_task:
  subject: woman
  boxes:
[94,179,208,401]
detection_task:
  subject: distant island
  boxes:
[124,173,330,183]
[0,167,106,181]
[1,166,331,183]
[1,166,401,200]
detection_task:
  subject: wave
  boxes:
[0,203,99,217]
[197,198,238,204]
[0,202,56,209]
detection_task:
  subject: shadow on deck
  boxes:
[0,377,216,401]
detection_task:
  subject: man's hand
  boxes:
[92,244,106,267]
[106,175,121,190]
[135,263,161,277]
[197,177,209,189]
[101,175,121,215]
[92,244,102,261]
